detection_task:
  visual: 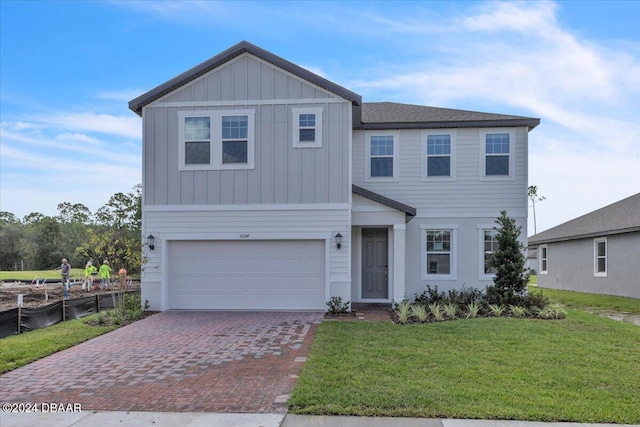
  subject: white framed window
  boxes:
[421,225,458,280]
[292,107,323,148]
[423,130,456,180]
[365,132,399,181]
[594,238,607,277]
[480,129,515,179]
[539,244,548,274]
[179,110,255,170]
[478,227,499,279]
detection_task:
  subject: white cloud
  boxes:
[344,1,640,234]
[97,90,146,102]
[28,112,141,140]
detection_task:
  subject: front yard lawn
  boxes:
[0,317,116,374]
[290,310,640,423]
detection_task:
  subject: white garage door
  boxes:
[168,240,325,310]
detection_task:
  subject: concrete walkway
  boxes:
[1,411,636,427]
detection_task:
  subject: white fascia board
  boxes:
[144,203,350,212]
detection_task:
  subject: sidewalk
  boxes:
[1,411,637,427]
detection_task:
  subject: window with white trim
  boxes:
[594,238,607,277]
[481,130,514,178]
[423,132,455,179]
[539,245,548,274]
[421,226,457,280]
[482,229,499,276]
[179,110,255,170]
[365,132,399,181]
[293,107,322,148]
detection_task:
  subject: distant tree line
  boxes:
[0,184,142,274]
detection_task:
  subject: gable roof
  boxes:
[528,192,640,244]
[129,41,362,116]
[352,184,416,222]
[358,102,539,130]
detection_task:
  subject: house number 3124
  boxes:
[239,234,250,239]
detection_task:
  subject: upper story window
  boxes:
[421,225,458,280]
[184,116,211,165]
[539,244,548,274]
[293,107,323,148]
[423,131,456,180]
[481,130,514,179]
[365,132,399,182]
[594,238,607,277]
[179,110,255,170]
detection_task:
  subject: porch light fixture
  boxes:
[335,232,343,250]
[147,234,155,251]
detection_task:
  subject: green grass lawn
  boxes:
[530,286,640,314]
[290,311,640,423]
[0,269,82,281]
[0,317,116,374]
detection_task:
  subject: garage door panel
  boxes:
[168,240,325,310]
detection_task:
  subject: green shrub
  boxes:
[484,211,529,306]
[537,303,567,319]
[326,296,350,314]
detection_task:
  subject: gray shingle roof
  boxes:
[352,185,416,222]
[528,192,640,244]
[359,102,539,130]
[129,41,362,116]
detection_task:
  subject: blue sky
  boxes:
[1,0,638,235]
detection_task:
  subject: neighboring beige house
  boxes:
[129,41,540,311]
[529,193,640,299]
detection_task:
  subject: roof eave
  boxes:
[129,41,362,116]
[528,226,640,245]
[355,118,540,131]
[352,184,417,222]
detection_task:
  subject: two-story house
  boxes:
[129,41,539,311]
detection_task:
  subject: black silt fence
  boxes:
[19,301,63,333]
[0,290,141,339]
[0,308,19,338]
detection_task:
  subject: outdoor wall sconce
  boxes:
[335,232,343,250]
[147,234,155,251]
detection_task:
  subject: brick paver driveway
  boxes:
[0,311,323,413]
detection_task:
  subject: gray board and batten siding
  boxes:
[139,53,353,207]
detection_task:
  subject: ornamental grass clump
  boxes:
[509,305,528,318]
[429,303,444,321]
[395,300,413,324]
[489,304,506,317]
[410,304,428,323]
[466,302,481,318]
[443,303,458,319]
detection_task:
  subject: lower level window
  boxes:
[483,229,499,275]
[539,245,548,274]
[426,230,451,275]
[594,238,607,276]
